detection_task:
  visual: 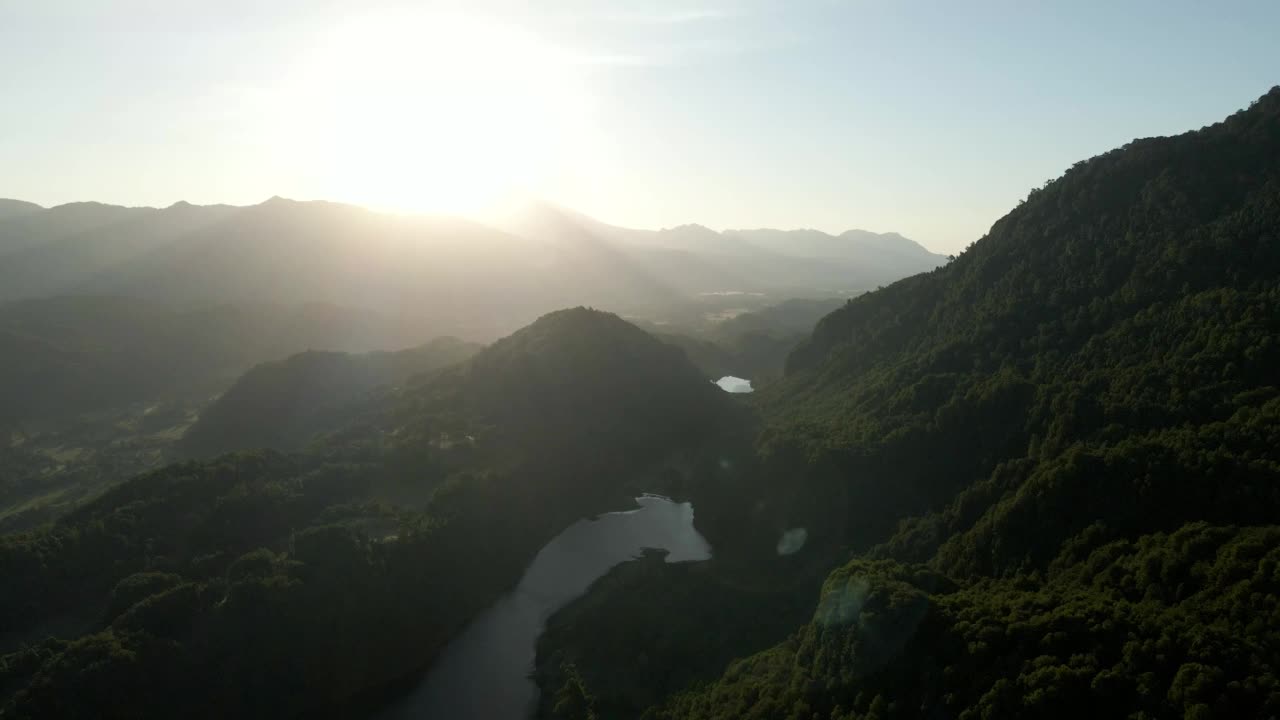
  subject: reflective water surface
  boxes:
[714,376,753,393]
[379,495,711,720]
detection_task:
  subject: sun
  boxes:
[270,10,593,215]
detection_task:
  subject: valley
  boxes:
[0,72,1277,720]
[380,495,711,720]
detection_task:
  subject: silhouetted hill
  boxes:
[504,202,945,296]
[0,197,940,350]
[386,307,732,462]
[0,202,237,301]
[73,199,558,331]
[0,200,42,221]
[0,198,938,340]
[0,202,150,257]
[0,307,742,718]
[727,227,945,283]
[0,296,420,423]
[180,337,481,457]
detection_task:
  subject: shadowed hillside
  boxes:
[0,296,419,424]
[180,337,482,457]
[0,307,745,718]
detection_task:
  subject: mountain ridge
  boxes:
[624,84,1280,720]
[0,196,942,256]
[0,197,942,338]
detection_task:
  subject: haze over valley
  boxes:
[0,197,935,531]
[0,197,942,336]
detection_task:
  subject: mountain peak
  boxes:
[468,306,708,393]
[48,200,122,211]
[479,307,660,360]
[438,306,727,457]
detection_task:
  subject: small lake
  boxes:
[714,376,753,393]
[377,495,712,720]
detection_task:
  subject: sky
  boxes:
[1,1,1278,253]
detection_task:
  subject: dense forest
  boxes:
[0,290,827,537]
[533,87,1280,719]
[179,337,481,457]
[1,87,1278,720]
[0,308,747,717]
[0,297,442,534]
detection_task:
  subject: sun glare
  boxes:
[271,10,594,215]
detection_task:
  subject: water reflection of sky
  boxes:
[714,376,753,393]
[379,496,711,720]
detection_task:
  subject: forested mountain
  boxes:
[3,81,1275,720]
[0,308,743,718]
[0,288,820,536]
[0,297,449,533]
[626,86,1280,720]
[179,337,481,458]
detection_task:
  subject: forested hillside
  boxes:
[179,337,481,457]
[0,297,442,533]
[0,296,414,423]
[0,308,744,718]
[631,87,1280,720]
[7,4,1273,719]
[2,80,1276,720]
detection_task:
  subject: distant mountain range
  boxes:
[503,203,945,299]
[0,198,945,338]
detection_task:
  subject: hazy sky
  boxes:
[2,1,1278,253]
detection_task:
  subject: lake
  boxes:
[714,376,753,393]
[377,495,712,720]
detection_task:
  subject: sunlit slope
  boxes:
[651,87,1280,720]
